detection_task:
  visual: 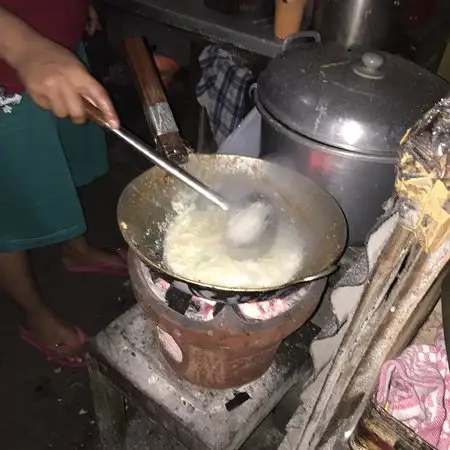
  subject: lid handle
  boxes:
[352,52,386,80]
[362,53,384,71]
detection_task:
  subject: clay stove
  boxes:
[86,251,331,450]
[129,252,327,389]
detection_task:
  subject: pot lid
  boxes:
[257,44,449,155]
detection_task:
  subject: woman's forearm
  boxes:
[0,6,48,69]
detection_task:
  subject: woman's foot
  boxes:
[22,306,85,366]
[0,250,86,366]
[61,236,127,277]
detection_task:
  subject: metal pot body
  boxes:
[313,0,403,50]
[258,102,396,245]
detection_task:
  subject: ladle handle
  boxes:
[83,99,229,211]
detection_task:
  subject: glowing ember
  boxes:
[152,275,302,322]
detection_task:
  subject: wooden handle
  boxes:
[124,36,168,108]
[83,98,110,128]
[123,35,189,165]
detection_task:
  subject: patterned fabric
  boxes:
[377,327,450,449]
[0,87,22,113]
[196,45,254,146]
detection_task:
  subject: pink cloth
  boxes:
[376,328,450,449]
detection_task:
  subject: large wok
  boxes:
[117,37,347,304]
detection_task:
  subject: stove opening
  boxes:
[149,271,314,322]
[225,392,251,411]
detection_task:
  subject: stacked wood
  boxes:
[351,399,434,450]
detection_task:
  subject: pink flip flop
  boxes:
[63,248,129,278]
[20,326,88,368]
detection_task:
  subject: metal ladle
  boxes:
[84,100,277,259]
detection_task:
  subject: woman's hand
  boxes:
[0,6,117,127]
[85,5,102,36]
[15,39,118,128]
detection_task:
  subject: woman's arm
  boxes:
[0,6,118,127]
[0,6,45,67]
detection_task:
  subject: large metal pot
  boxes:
[255,43,449,245]
[313,0,404,50]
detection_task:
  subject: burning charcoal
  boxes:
[237,296,299,321]
[213,303,225,316]
[184,296,216,321]
[153,276,217,321]
[166,286,190,315]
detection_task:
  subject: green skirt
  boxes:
[0,46,108,252]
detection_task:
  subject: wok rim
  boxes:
[117,155,348,293]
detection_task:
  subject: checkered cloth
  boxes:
[376,327,450,449]
[196,45,255,146]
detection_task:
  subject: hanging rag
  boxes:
[196,44,255,146]
[376,327,450,450]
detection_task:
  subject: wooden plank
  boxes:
[350,400,434,450]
